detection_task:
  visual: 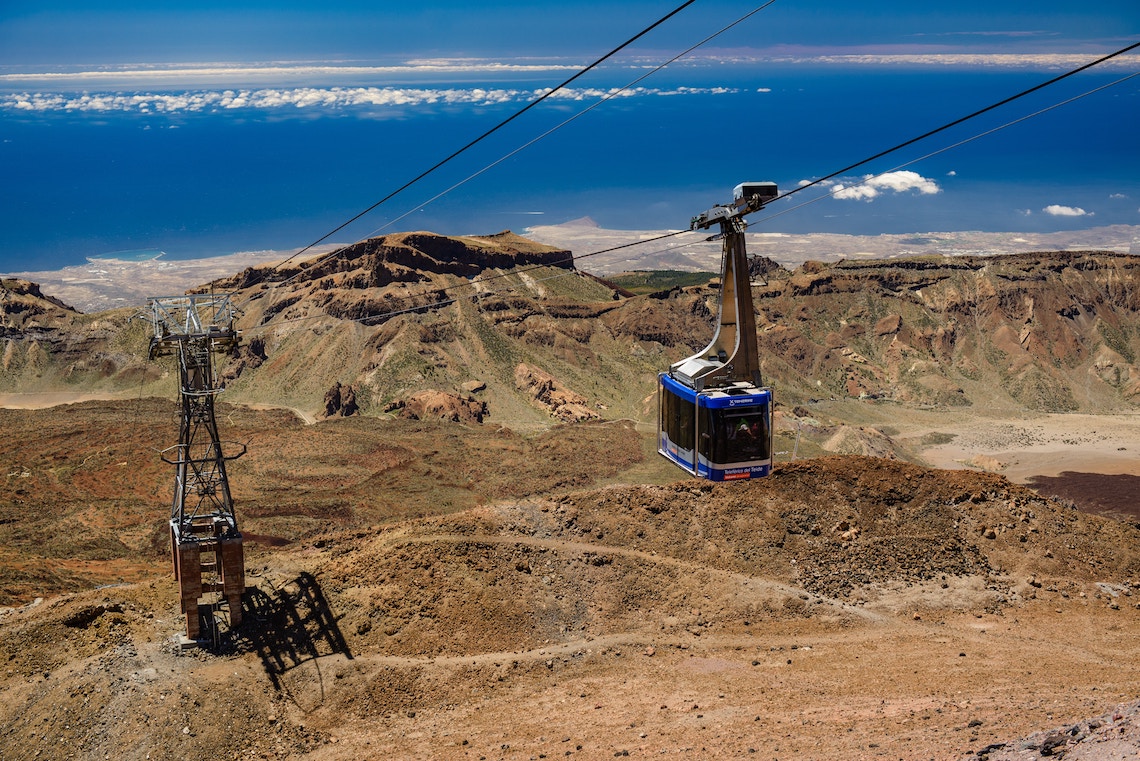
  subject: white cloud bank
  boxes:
[6,53,1120,89]
[0,61,582,86]
[1043,204,1092,217]
[823,171,942,201]
[771,53,1138,70]
[0,85,740,114]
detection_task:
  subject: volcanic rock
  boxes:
[400,389,486,423]
[514,363,599,422]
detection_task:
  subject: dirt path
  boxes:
[245,402,318,425]
[0,391,137,409]
[0,392,319,425]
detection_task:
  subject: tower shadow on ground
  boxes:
[221,572,354,696]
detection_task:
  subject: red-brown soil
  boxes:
[4,243,1140,759]
[1026,472,1140,523]
[2,402,1139,760]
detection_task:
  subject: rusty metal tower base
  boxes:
[147,294,246,642]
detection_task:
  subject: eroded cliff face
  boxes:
[209,230,574,322]
[210,246,1140,418]
[1,279,158,390]
[732,251,1140,411]
[1,279,76,334]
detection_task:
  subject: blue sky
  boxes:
[2,1,1137,66]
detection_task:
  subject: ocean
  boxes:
[1,60,1137,273]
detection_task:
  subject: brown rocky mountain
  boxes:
[221,242,1140,429]
[750,251,1140,411]
[3,234,1140,759]
[1,278,76,331]
[3,237,1139,447]
[1,278,158,392]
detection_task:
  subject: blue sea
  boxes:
[1,60,1137,272]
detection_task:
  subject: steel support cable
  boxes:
[357,0,782,243]
[260,0,698,279]
[751,70,1140,228]
[775,40,1140,204]
[245,67,1140,336]
[252,0,781,307]
[243,38,1138,337]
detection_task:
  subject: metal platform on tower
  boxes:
[146,293,246,642]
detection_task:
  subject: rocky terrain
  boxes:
[1,445,1138,760]
[2,231,1140,759]
[5,234,1140,431]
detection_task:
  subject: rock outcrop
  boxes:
[514,363,599,422]
[394,390,486,423]
[323,381,359,417]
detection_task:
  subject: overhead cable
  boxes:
[756,70,1140,226]
[258,0,780,301]
[246,63,1139,336]
[778,40,1140,203]
[266,0,699,275]
[360,0,781,241]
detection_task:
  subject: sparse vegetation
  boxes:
[4,244,1140,760]
[921,431,957,445]
[1099,320,1136,364]
[606,269,716,295]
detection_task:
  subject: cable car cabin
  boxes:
[658,180,778,481]
[658,373,773,481]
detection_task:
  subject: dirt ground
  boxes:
[910,412,1140,482]
[1,400,1139,760]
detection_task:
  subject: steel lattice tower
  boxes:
[147,294,246,641]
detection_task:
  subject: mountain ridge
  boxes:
[3,234,1140,760]
[2,233,1139,449]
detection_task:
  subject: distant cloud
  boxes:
[1043,204,1092,217]
[947,170,957,177]
[824,171,941,201]
[0,61,582,86]
[1109,193,1129,199]
[769,53,1136,70]
[911,30,1059,39]
[3,52,1129,95]
[0,85,739,115]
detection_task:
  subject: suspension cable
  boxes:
[264,0,699,277]
[754,70,1140,227]
[777,40,1140,203]
[245,63,1140,336]
[255,38,1137,311]
[249,0,781,305]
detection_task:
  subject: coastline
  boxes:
[86,249,166,264]
[1,247,335,313]
[4,223,1136,313]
